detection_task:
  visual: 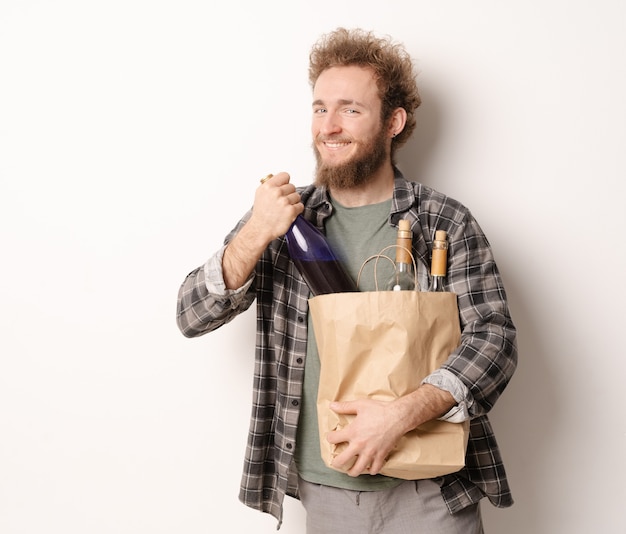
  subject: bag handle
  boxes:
[357,245,420,291]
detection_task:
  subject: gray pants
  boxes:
[298,477,483,534]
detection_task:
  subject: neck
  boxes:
[329,163,395,207]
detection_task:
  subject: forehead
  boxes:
[312,65,380,105]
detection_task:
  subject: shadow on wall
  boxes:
[395,84,445,190]
[481,269,561,532]
[396,85,562,532]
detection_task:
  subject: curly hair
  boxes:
[308,28,421,154]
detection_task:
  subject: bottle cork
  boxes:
[396,220,413,264]
[430,230,448,277]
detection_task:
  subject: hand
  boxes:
[326,385,457,477]
[222,172,303,290]
[248,172,304,244]
[326,398,406,477]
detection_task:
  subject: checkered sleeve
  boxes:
[176,215,257,338]
[442,210,518,416]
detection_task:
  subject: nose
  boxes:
[317,111,342,137]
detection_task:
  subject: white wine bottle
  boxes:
[385,219,416,291]
[428,230,448,292]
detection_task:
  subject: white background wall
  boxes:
[1,1,624,532]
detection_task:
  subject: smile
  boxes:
[323,141,351,149]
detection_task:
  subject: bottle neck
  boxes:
[396,261,413,273]
[395,236,413,266]
[429,275,445,292]
[430,248,447,277]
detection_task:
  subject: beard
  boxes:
[313,124,388,190]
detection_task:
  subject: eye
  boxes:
[344,108,359,114]
[313,107,327,114]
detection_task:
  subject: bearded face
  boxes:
[313,120,389,190]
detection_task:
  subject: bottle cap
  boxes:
[397,219,412,240]
[395,220,413,263]
[399,219,411,231]
[431,230,448,276]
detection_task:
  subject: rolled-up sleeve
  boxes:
[176,245,256,338]
[422,369,473,423]
[203,245,254,300]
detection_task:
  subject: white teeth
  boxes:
[325,142,349,148]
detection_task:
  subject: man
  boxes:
[177,27,517,533]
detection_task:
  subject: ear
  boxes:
[388,107,408,138]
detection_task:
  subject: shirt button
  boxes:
[291,399,299,407]
[286,443,293,450]
[297,316,304,323]
[296,358,303,364]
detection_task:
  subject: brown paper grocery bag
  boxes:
[309,290,470,480]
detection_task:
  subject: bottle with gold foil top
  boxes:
[261,173,357,296]
[285,215,357,296]
[428,230,448,292]
[385,219,416,291]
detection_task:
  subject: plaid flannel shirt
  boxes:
[176,170,518,527]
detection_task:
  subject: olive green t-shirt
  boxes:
[294,196,403,490]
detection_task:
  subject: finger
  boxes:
[347,455,373,477]
[326,428,349,445]
[330,400,358,415]
[330,447,358,472]
[261,172,290,186]
[284,191,302,206]
[367,455,386,475]
[276,183,297,197]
